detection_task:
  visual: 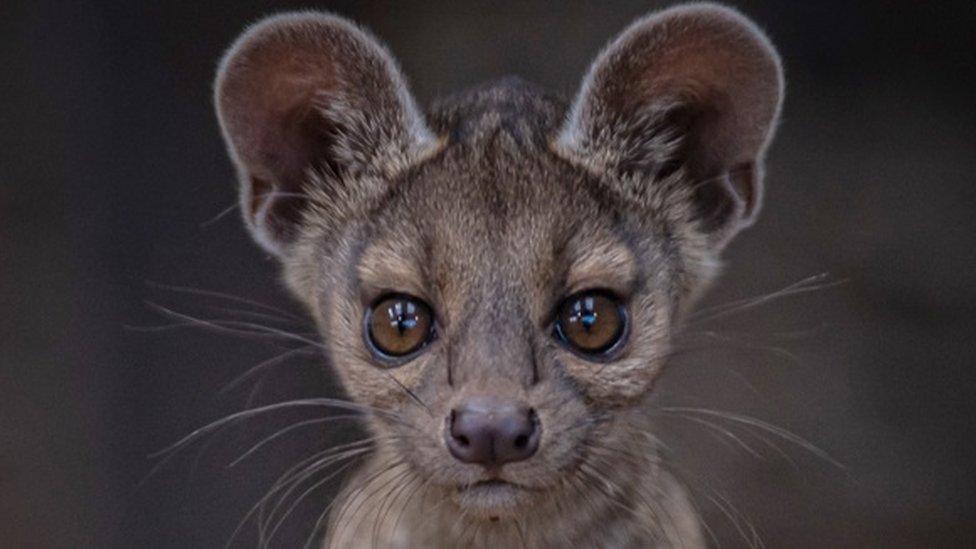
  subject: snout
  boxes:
[445,395,540,467]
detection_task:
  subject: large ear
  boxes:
[215,12,438,255]
[555,3,783,248]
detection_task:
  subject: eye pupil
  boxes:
[398,317,416,332]
[581,312,597,330]
[386,301,420,334]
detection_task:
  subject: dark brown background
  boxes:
[2,1,974,547]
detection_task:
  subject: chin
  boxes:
[451,479,538,519]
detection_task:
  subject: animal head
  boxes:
[215,3,781,519]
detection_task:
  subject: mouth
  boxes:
[453,479,534,517]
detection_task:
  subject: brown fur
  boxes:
[214,3,783,547]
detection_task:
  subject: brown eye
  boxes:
[365,294,435,361]
[554,291,627,356]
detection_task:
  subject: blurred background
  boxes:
[2,1,974,547]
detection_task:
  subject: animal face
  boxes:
[297,107,679,515]
[214,3,781,520]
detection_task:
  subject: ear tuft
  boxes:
[215,12,436,255]
[556,3,783,248]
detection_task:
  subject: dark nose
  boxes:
[446,396,540,467]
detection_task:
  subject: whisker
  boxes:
[150,398,396,462]
[652,411,763,459]
[255,439,388,543]
[206,305,304,326]
[262,454,368,547]
[584,444,678,543]
[663,467,721,549]
[704,489,765,549]
[632,421,771,549]
[687,273,845,326]
[349,465,413,545]
[658,407,845,471]
[200,201,241,227]
[578,462,666,544]
[202,190,320,229]
[142,301,326,349]
[389,471,433,542]
[371,468,417,546]
[227,415,365,468]
[676,330,802,365]
[144,280,303,320]
[327,460,409,547]
[232,443,377,549]
[224,439,378,549]
[382,371,433,417]
[220,345,318,396]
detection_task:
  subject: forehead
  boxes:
[356,135,641,314]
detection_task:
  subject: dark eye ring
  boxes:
[552,290,628,359]
[363,293,436,365]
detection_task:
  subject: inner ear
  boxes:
[215,12,436,256]
[692,165,758,235]
[556,4,783,248]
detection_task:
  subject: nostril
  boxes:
[447,408,473,454]
[507,407,541,461]
[513,408,538,448]
[449,410,469,446]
